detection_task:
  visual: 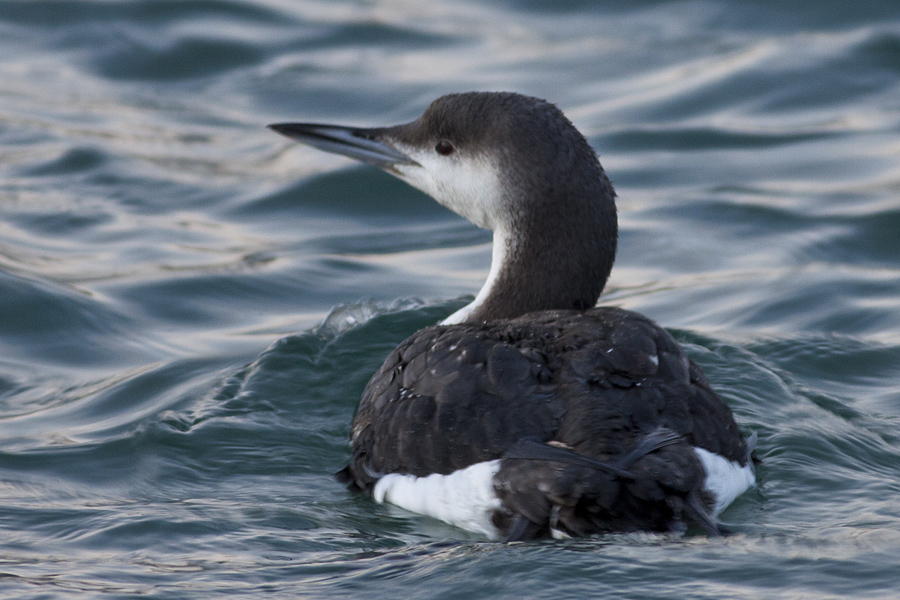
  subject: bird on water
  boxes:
[269,92,755,541]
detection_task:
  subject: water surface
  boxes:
[1,1,900,598]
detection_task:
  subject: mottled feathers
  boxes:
[339,307,749,538]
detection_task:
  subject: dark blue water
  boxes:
[1,1,900,597]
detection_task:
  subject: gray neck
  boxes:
[443,175,618,324]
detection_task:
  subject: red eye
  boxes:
[435,140,454,155]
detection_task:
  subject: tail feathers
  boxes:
[502,438,633,478]
[335,456,385,493]
[502,426,681,475]
[335,466,365,493]
[617,427,682,469]
[746,430,760,468]
[495,428,717,539]
[505,515,545,542]
[685,491,724,536]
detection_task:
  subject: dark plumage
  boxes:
[338,307,748,538]
[271,92,754,540]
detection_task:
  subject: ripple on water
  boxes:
[1,0,900,598]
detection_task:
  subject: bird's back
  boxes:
[339,306,751,538]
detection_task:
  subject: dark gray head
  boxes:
[270,92,618,323]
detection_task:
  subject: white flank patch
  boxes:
[693,447,756,516]
[373,460,503,538]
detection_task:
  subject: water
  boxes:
[1,0,899,597]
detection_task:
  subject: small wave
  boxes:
[315,297,426,339]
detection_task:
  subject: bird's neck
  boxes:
[441,201,617,324]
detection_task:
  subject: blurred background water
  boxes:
[1,0,899,598]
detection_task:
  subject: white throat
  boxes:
[441,230,510,325]
[392,142,506,231]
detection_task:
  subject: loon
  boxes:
[270,92,755,540]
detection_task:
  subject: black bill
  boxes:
[268,122,417,169]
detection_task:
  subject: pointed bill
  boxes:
[268,122,418,170]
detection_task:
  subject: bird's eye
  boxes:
[435,140,454,156]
